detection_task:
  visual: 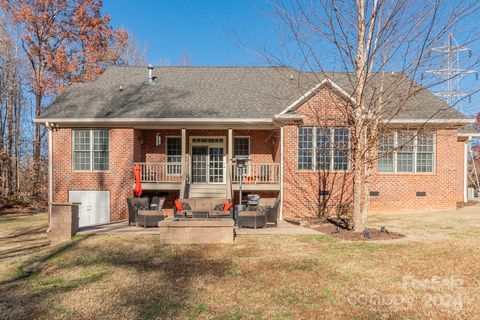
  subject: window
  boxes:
[298,127,349,171]
[93,130,109,171]
[378,131,435,174]
[73,129,109,171]
[298,127,314,170]
[233,137,250,158]
[378,133,394,173]
[416,132,435,173]
[166,137,182,175]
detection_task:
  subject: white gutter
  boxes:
[279,126,284,221]
[384,119,475,124]
[34,117,273,124]
[458,132,480,137]
[464,137,471,203]
[47,122,53,232]
[36,115,474,126]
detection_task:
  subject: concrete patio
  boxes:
[78,219,321,237]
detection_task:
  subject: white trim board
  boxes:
[279,78,356,115]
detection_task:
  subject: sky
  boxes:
[103,0,274,66]
[103,0,480,116]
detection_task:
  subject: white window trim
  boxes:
[233,136,251,159]
[297,126,350,173]
[233,136,251,175]
[166,136,182,176]
[72,129,110,172]
[378,131,436,174]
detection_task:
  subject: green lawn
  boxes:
[1,209,479,319]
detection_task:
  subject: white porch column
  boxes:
[464,138,470,203]
[181,128,187,173]
[226,128,233,200]
[180,128,187,198]
[279,126,284,221]
[228,128,233,161]
[47,123,53,231]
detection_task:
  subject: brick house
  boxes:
[36,66,478,227]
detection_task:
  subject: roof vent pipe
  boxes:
[148,64,154,84]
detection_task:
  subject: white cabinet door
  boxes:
[69,191,110,227]
[90,191,110,225]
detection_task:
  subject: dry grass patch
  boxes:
[1,211,480,319]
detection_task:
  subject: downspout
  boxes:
[279,126,284,221]
[464,137,471,203]
[47,122,53,232]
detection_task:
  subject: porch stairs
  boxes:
[188,184,228,199]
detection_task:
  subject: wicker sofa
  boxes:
[173,198,233,219]
[237,198,279,228]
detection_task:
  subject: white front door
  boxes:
[69,191,110,227]
[190,137,226,184]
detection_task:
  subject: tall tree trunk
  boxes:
[353,0,367,232]
[5,84,13,197]
[32,93,42,201]
[14,87,21,194]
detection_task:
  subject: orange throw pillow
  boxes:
[223,202,233,212]
[175,200,184,211]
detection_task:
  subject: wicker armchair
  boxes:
[127,197,150,226]
[237,198,279,228]
[127,197,165,227]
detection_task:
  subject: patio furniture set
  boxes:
[126,195,279,229]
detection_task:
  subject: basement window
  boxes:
[73,129,109,171]
[378,131,435,174]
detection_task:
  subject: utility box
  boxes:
[468,188,478,199]
[49,202,80,245]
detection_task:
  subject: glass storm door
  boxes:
[209,147,225,183]
[191,146,208,183]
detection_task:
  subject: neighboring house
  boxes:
[37,66,477,227]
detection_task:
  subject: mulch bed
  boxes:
[307,223,404,241]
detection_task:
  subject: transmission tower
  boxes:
[425,32,477,107]
[426,33,480,199]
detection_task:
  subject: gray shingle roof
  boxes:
[458,124,480,136]
[39,66,467,121]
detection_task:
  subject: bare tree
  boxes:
[178,49,192,66]
[0,16,24,203]
[115,29,148,66]
[268,0,480,231]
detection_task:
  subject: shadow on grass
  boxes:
[0,234,233,319]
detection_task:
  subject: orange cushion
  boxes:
[223,202,233,212]
[174,200,184,211]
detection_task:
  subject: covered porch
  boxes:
[132,128,281,202]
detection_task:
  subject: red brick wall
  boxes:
[51,128,281,223]
[281,85,465,218]
[282,86,353,218]
[369,129,464,214]
[137,129,279,168]
[51,128,134,222]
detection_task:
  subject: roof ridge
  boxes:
[108,65,295,69]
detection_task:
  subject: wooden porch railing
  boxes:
[135,162,182,183]
[230,163,280,184]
